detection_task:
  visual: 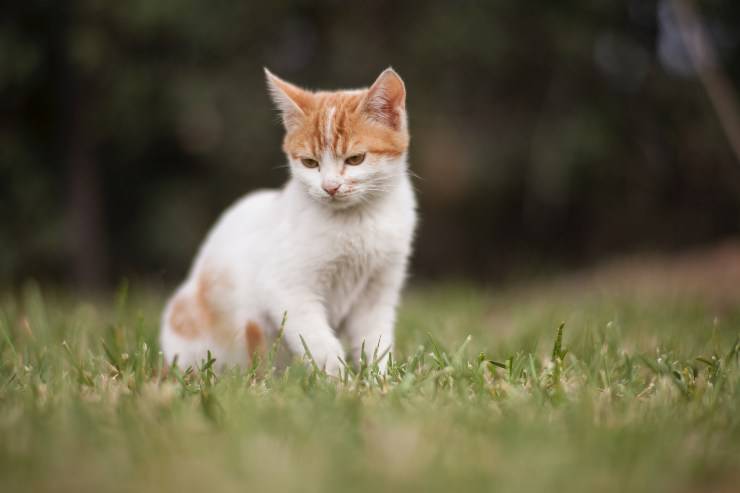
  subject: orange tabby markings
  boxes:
[169,268,230,339]
[276,86,409,158]
[168,295,202,339]
[196,270,218,326]
[245,320,265,361]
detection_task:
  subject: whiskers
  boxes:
[342,168,417,203]
[272,162,292,172]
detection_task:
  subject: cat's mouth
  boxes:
[329,191,349,201]
[323,186,353,201]
[316,190,360,209]
[326,193,350,204]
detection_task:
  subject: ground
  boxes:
[1,243,739,493]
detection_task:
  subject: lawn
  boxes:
[1,246,739,493]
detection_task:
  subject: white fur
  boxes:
[160,150,416,375]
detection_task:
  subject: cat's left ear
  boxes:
[264,68,314,131]
[364,68,406,131]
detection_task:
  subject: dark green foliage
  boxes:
[2,1,740,286]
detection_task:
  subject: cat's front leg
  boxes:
[344,265,406,374]
[278,302,345,376]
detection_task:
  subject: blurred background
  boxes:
[2,0,740,291]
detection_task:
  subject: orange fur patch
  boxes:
[283,91,409,160]
[169,267,231,340]
[168,295,204,339]
[196,271,218,326]
[245,320,265,361]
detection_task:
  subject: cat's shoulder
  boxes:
[204,189,283,242]
[232,188,280,209]
[222,188,280,218]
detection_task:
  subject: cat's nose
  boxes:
[322,182,341,197]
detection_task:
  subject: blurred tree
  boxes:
[1,0,739,288]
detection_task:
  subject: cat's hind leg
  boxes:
[161,285,264,370]
[160,288,218,368]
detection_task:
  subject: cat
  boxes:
[160,68,417,375]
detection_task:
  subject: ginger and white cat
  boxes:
[160,68,416,375]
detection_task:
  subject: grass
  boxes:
[1,252,740,493]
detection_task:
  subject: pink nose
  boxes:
[322,182,341,197]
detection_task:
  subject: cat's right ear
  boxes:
[264,68,313,131]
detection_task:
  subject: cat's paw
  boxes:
[323,357,343,378]
[300,333,344,377]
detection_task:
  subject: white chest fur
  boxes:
[161,171,415,373]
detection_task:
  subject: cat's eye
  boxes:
[301,158,319,169]
[345,153,366,166]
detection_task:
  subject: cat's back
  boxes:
[221,188,280,228]
[193,188,282,267]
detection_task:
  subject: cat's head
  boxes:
[265,68,409,209]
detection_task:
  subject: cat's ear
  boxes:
[264,68,313,131]
[363,68,406,131]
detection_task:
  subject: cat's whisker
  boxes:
[405,168,423,181]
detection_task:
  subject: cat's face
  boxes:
[266,68,409,209]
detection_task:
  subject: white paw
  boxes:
[300,333,345,376]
